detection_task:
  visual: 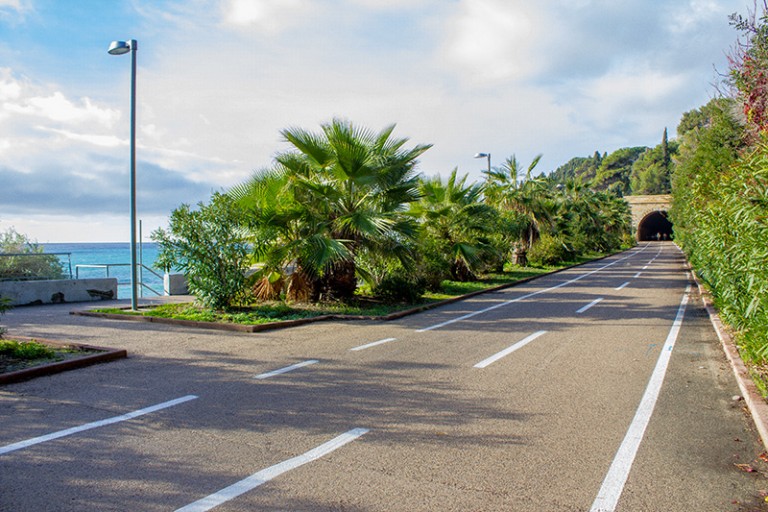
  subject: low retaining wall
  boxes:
[0,278,118,306]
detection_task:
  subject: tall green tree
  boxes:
[232,119,431,301]
[410,169,497,281]
[484,154,553,266]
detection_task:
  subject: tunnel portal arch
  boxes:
[637,210,673,241]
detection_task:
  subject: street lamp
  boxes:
[108,39,139,311]
[474,152,491,175]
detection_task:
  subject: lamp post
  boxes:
[108,39,138,311]
[474,152,491,176]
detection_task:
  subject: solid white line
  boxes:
[590,285,690,512]
[576,298,604,314]
[350,338,397,351]
[642,265,649,270]
[473,331,547,368]
[254,360,319,379]
[175,428,369,512]
[0,395,198,456]
[633,272,642,279]
[416,247,649,332]
[615,282,630,291]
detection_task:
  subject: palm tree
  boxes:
[410,169,498,281]
[233,119,431,301]
[484,153,552,266]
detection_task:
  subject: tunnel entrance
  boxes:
[638,210,673,241]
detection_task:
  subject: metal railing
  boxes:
[75,263,164,296]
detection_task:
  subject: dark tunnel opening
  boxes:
[638,210,673,241]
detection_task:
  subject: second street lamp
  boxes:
[108,39,139,311]
[474,152,491,176]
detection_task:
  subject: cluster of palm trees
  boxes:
[219,119,632,305]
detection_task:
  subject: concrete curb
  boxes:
[691,271,768,452]
[0,337,127,385]
[71,253,615,333]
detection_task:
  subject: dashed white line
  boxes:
[0,395,198,456]
[416,248,649,332]
[350,338,397,351]
[614,282,630,291]
[590,285,690,512]
[474,331,548,368]
[254,360,319,379]
[175,428,369,512]
[576,298,604,314]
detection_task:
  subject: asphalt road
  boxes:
[2,242,768,511]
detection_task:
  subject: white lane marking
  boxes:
[176,428,369,512]
[590,285,690,512]
[473,331,548,368]
[615,282,630,291]
[576,298,604,314]
[254,360,319,380]
[0,395,198,456]
[350,338,397,351]
[417,247,649,332]
[633,272,642,279]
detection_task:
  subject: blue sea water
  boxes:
[42,242,164,300]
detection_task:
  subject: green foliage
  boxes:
[0,227,65,281]
[672,94,768,364]
[629,129,678,195]
[231,119,430,302]
[527,234,574,266]
[0,339,55,360]
[550,151,602,184]
[371,273,426,303]
[593,146,648,195]
[729,7,768,138]
[410,169,498,281]
[153,193,252,310]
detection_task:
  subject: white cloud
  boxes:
[5,92,120,126]
[440,0,547,84]
[667,0,723,33]
[221,0,317,34]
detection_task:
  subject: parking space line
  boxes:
[254,360,319,379]
[350,338,397,351]
[175,428,369,512]
[474,331,548,368]
[633,272,642,279]
[615,282,630,291]
[0,395,198,456]
[577,298,604,314]
[590,285,690,512]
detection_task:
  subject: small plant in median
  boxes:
[153,193,252,311]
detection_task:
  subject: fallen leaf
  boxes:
[759,452,768,463]
[735,463,757,473]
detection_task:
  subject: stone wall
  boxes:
[0,278,118,306]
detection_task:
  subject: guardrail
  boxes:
[75,263,164,297]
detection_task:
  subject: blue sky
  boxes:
[0,0,748,242]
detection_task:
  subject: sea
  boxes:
[42,242,164,300]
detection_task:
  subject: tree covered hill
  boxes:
[549,128,676,196]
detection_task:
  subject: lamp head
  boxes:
[108,40,131,55]
[474,153,489,158]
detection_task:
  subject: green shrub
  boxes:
[0,228,65,281]
[153,193,252,311]
[372,273,427,304]
[0,339,55,360]
[528,234,574,266]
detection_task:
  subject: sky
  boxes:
[0,0,750,243]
